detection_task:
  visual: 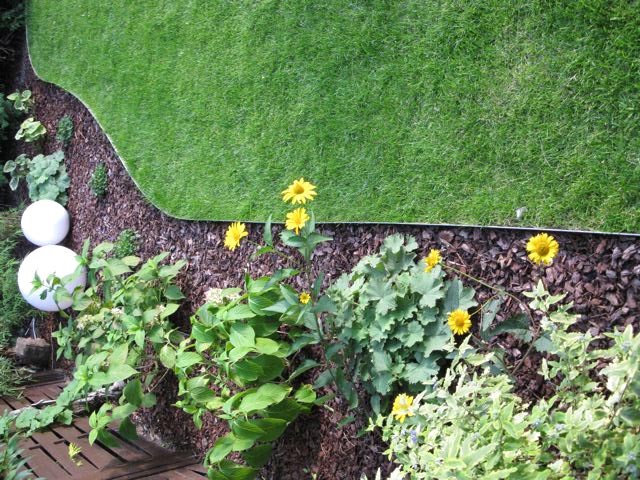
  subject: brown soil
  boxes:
[5,37,639,479]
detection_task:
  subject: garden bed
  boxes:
[5,37,640,479]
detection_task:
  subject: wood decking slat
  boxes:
[2,374,204,480]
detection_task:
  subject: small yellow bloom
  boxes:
[448,309,472,335]
[424,249,442,272]
[281,177,317,204]
[526,233,559,266]
[285,208,310,235]
[299,292,311,304]
[391,393,414,423]
[224,222,248,251]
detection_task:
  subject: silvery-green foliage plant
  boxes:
[325,234,476,412]
[374,284,640,479]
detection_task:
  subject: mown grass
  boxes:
[27,1,640,231]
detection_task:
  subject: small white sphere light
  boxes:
[21,200,70,246]
[18,245,87,311]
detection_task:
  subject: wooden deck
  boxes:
[1,372,206,479]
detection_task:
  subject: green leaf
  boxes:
[231,419,267,441]
[251,418,288,441]
[410,272,444,308]
[123,379,144,407]
[238,383,291,413]
[97,430,120,449]
[294,385,316,403]
[118,417,138,441]
[224,304,256,321]
[159,345,176,368]
[106,258,131,276]
[533,334,554,353]
[109,343,129,366]
[371,371,393,396]
[364,278,397,315]
[253,355,285,382]
[176,351,203,369]
[263,215,273,245]
[160,303,180,319]
[229,323,255,347]
[288,359,320,381]
[106,364,138,383]
[488,314,532,342]
[241,444,272,469]
[164,285,186,300]
[404,359,439,384]
[208,435,235,464]
[620,407,640,426]
[254,338,280,355]
[480,298,502,339]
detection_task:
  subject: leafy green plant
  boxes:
[89,163,108,197]
[3,154,30,191]
[113,229,138,258]
[172,274,327,478]
[325,234,477,412]
[14,117,45,143]
[167,178,332,478]
[0,429,37,480]
[3,151,70,203]
[374,285,640,479]
[29,242,186,443]
[26,150,70,205]
[6,90,32,113]
[55,114,73,146]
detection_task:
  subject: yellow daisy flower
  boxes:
[285,208,310,235]
[448,309,472,335]
[281,178,317,204]
[424,249,442,272]
[224,222,248,251]
[299,292,311,304]
[391,393,414,423]
[526,233,559,266]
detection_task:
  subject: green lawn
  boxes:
[27,1,640,231]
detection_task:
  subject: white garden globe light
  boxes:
[21,200,70,246]
[18,246,86,312]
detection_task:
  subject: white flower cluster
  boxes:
[204,287,240,305]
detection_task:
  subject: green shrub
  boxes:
[26,150,70,205]
[14,117,45,143]
[325,233,476,412]
[374,285,640,479]
[55,114,73,146]
[3,151,70,204]
[89,163,108,197]
[6,90,32,113]
[113,229,138,258]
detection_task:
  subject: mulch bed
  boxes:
[5,37,639,479]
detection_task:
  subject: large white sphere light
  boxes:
[18,246,86,311]
[21,200,70,246]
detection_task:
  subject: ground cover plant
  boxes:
[26,1,640,231]
[3,150,70,204]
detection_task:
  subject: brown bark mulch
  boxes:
[6,40,639,479]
